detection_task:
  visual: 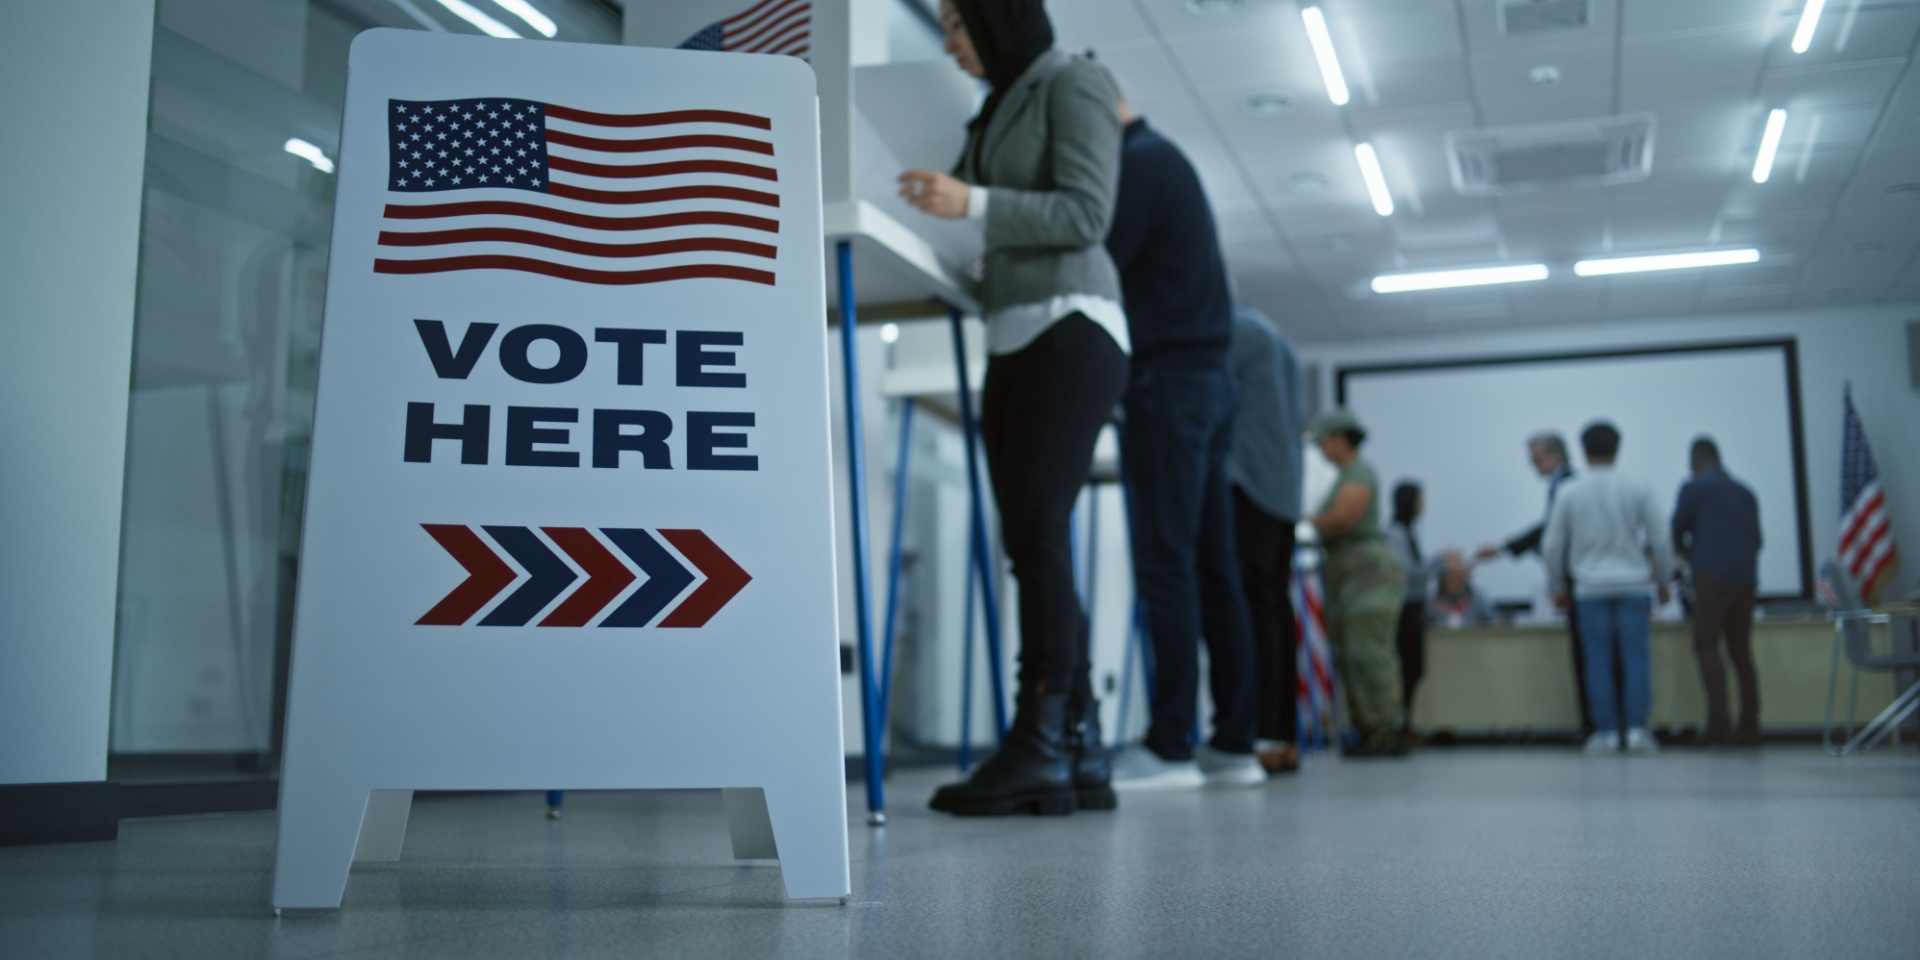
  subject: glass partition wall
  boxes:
[110,0,621,799]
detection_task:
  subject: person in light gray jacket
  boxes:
[1543,421,1679,756]
[900,0,1129,818]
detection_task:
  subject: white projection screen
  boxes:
[1338,341,1812,602]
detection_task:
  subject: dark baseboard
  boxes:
[0,781,119,846]
[119,779,279,819]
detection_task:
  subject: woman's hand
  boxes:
[898,170,971,219]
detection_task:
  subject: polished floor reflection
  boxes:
[4,747,1918,958]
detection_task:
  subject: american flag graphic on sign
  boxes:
[678,0,812,61]
[1837,387,1899,603]
[378,98,779,286]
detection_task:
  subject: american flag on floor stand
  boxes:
[1835,386,1900,604]
[378,98,781,286]
[678,0,812,61]
[1292,557,1338,753]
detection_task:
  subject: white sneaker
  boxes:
[1624,727,1660,754]
[1583,730,1620,755]
[1110,747,1205,791]
[1196,745,1266,787]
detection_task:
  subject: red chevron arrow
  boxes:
[656,529,751,628]
[539,527,636,627]
[418,524,517,625]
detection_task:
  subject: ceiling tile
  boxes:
[1479,93,1615,126]
[1047,0,1158,47]
[1621,0,1776,39]
[1471,41,1616,107]
[1602,273,1703,316]
[1619,24,1768,85]
[1327,0,1463,65]
[1131,0,1297,41]
[1507,282,1605,323]
[1761,58,1909,111]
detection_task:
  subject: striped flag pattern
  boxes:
[1292,561,1338,751]
[1838,387,1899,603]
[678,0,812,61]
[378,98,780,286]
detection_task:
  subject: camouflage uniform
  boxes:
[1318,458,1407,740]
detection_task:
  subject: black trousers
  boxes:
[980,314,1129,706]
[1122,363,1258,759]
[1233,487,1297,745]
[1395,600,1426,721]
[1692,572,1759,736]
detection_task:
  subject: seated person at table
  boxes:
[1430,551,1498,628]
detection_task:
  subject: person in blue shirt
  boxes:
[1671,436,1764,745]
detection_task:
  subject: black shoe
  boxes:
[1344,730,1410,758]
[1065,698,1117,811]
[929,691,1077,817]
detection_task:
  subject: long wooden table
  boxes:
[1410,614,1910,735]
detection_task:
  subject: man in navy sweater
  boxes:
[1105,93,1261,789]
[1672,437,1764,745]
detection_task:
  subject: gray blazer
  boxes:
[954,50,1124,316]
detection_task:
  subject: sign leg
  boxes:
[763,780,853,900]
[352,789,414,862]
[271,784,375,909]
[722,788,779,860]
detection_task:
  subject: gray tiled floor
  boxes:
[4,747,1918,958]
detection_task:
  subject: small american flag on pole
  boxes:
[678,0,812,61]
[1837,386,1899,603]
[378,98,780,286]
[1292,565,1338,752]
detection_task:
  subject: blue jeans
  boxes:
[1576,595,1652,733]
[1122,362,1258,759]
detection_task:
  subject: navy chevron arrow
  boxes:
[478,526,579,626]
[600,528,694,627]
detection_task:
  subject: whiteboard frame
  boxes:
[1334,338,1814,600]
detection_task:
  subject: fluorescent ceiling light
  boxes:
[1353,142,1393,216]
[1371,264,1549,294]
[435,0,521,38]
[1752,108,1788,183]
[1573,249,1761,277]
[492,0,556,37]
[283,138,334,174]
[1791,0,1827,54]
[1301,7,1349,106]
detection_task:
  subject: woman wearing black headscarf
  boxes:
[899,0,1129,817]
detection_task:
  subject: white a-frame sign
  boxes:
[272,29,848,908]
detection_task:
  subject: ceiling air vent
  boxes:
[1446,113,1655,196]
[1499,0,1590,35]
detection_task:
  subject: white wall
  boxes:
[0,0,155,784]
[1297,305,1920,600]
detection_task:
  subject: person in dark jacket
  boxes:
[1672,436,1764,745]
[1103,90,1261,790]
[903,0,1129,817]
[1227,304,1304,774]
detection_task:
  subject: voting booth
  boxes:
[271,29,849,908]
[625,0,995,822]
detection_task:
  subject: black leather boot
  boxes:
[1065,697,1117,811]
[929,691,1076,816]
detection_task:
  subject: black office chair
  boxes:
[1820,560,1920,756]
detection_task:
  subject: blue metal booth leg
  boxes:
[836,242,887,825]
[877,398,915,766]
[946,306,1009,742]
